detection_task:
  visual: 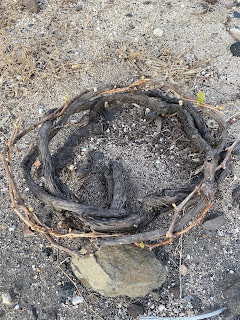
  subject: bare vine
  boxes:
[0,79,239,257]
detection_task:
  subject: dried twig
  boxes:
[146,201,213,249]
[215,131,240,171]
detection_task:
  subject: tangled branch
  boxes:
[0,79,239,257]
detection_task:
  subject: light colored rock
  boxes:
[153,28,163,38]
[230,28,240,41]
[22,0,39,14]
[2,292,14,306]
[180,264,188,276]
[71,245,166,298]
[72,296,84,305]
[38,107,44,115]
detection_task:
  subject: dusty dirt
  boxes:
[0,0,240,319]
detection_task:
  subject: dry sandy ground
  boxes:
[0,0,240,319]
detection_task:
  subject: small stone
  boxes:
[2,293,14,306]
[125,13,133,18]
[90,294,99,304]
[38,108,44,115]
[74,5,83,11]
[158,304,165,311]
[153,28,163,38]
[8,225,16,231]
[230,28,240,41]
[127,303,144,318]
[170,285,180,298]
[234,11,240,18]
[180,264,188,276]
[217,230,223,236]
[22,0,39,13]
[14,304,20,310]
[72,296,84,305]
[230,41,240,56]
[202,215,226,231]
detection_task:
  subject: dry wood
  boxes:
[0,79,236,258]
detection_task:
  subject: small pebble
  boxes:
[229,270,235,274]
[234,11,240,18]
[2,293,14,306]
[145,108,151,115]
[230,41,240,56]
[230,27,240,41]
[22,0,39,13]
[180,264,188,276]
[153,28,163,38]
[127,303,144,318]
[9,225,16,231]
[217,230,224,236]
[72,296,84,305]
[14,304,20,310]
[158,304,165,311]
[38,108,44,115]
[74,5,83,11]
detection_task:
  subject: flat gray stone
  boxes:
[71,245,166,298]
[22,0,39,13]
[202,215,226,231]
